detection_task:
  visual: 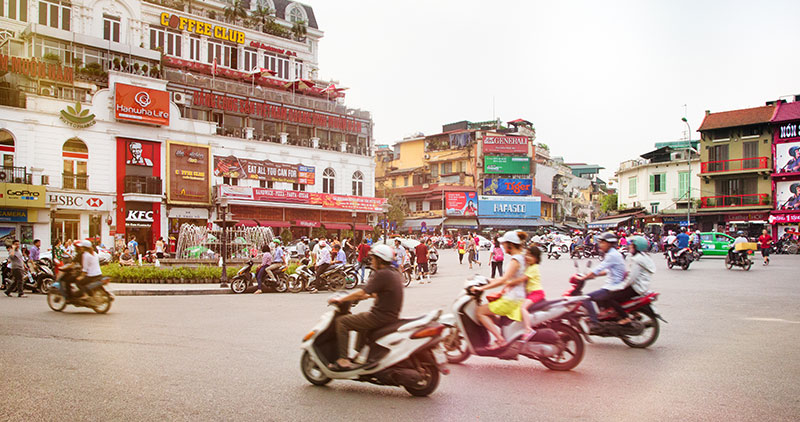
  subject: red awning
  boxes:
[236,220,259,227]
[323,222,351,230]
[258,220,291,228]
[294,220,321,228]
[354,224,373,231]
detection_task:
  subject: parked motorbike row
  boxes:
[230,258,363,294]
[1,258,56,294]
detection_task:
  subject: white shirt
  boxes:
[664,235,677,245]
[82,252,102,277]
[733,236,748,245]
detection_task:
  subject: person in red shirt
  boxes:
[757,229,772,266]
[415,239,430,284]
[356,238,372,284]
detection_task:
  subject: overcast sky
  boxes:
[309,0,800,183]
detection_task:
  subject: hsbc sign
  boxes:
[126,210,154,223]
[48,192,113,211]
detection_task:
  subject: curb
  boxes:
[113,289,232,296]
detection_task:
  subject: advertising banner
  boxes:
[47,192,113,211]
[482,136,529,154]
[254,188,311,204]
[124,139,157,167]
[477,195,541,218]
[0,183,46,208]
[482,178,533,196]
[776,180,800,211]
[768,213,800,224]
[213,155,315,184]
[167,142,211,205]
[218,186,386,211]
[0,209,28,222]
[115,83,170,126]
[775,140,800,174]
[484,156,531,174]
[309,193,387,212]
[445,192,478,216]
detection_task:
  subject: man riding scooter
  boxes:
[667,227,690,261]
[727,231,750,264]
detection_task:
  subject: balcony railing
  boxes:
[700,193,769,208]
[700,157,769,174]
[2,167,32,184]
[62,173,88,190]
[124,176,162,195]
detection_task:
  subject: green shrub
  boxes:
[101,263,247,283]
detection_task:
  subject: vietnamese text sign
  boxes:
[115,83,170,126]
[484,156,530,174]
[218,186,386,212]
[477,195,541,218]
[482,178,533,196]
[168,142,211,205]
[445,192,478,216]
[768,213,800,224]
[214,155,315,184]
[482,136,529,154]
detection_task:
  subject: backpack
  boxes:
[492,246,504,261]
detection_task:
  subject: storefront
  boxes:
[46,191,114,246]
[0,183,47,248]
[165,141,212,252]
[769,213,800,240]
[724,212,769,237]
[771,104,800,240]
[116,137,164,252]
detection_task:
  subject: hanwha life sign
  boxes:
[115,83,170,126]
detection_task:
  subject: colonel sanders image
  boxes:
[127,142,153,166]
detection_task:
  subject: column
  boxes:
[340,141,347,153]
[280,132,288,144]
[311,137,319,148]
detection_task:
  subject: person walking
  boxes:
[758,229,772,266]
[5,240,26,297]
[467,240,480,270]
[457,236,466,264]
[356,238,371,283]
[490,238,504,278]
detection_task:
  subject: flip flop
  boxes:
[327,361,357,372]
[485,341,506,351]
[522,330,537,342]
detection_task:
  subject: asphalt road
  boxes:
[1,250,799,421]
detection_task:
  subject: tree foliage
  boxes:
[386,193,409,226]
[600,193,618,214]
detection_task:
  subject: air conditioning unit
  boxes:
[172,92,187,104]
[367,214,378,225]
[40,87,54,96]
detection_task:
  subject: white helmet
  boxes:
[370,244,395,263]
[76,239,92,249]
[499,230,522,245]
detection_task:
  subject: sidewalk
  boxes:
[109,283,231,296]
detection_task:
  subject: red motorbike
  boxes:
[564,262,665,349]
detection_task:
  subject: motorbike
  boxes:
[665,245,692,270]
[545,242,561,260]
[2,259,45,293]
[300,294,449,396]
[230,260,289,294]
[301,262,348,292]
[33,262,56,294]
[439,276,587,371]
[565,261,665,348]
[725,248,753,271]
[47,264,114,314]
[690,243,703,261]
[428,248,439,275]
[342,263,360,289]
[401,262,414,287]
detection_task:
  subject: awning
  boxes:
[479,218,551,228]
[236,220,259,227]
[401,217,446,230]
[294,220,320,228]
[354,224,373,231]
[258,220,291,228]
[587,215,632,229]
[564,223,584,231]
[323,222,351,230]
[443,217,479,229]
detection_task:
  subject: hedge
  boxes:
[102,262,299,283]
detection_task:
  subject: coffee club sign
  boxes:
[160,12,245,44]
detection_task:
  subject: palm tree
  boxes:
[223,0,247,25]
[291,20,307,41]
[250,4,275,31]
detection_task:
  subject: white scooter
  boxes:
[300,295,449,396]
[440,276,589,371]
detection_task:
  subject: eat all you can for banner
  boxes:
[482,178,533,196]
[484,156,531,174]
[213,155,315,184]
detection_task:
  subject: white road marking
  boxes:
[743,317,800,324]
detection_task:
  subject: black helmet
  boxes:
[790,146,800,156]
[791,183,800,194]
[737,231,745,236]
[598,232,618,244]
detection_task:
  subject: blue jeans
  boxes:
[357,260,367,282]
[256,265,267,291]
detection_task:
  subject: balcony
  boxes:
[700,194,769,208]
[0,86,26,109]
[2,167,32,184]
[124,176,163,195]
[700,157,770,175]
[62,173,88,190]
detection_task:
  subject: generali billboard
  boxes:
[482,136,529,154]
[115,83,170,126]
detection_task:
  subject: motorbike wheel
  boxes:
[431,264,438,275]
[725,257,733,270]
[47,290,67,312]
[681,261,690,270]
[300,351,331,386]
[560,245,569,254]
[744,260,752,271]
[91,290,112,314]
[403,351,440,397]
[287,276,304,293]
[39,277,55,294]
[540,322,584,371]
[621,308,660,348]
[666,260,674,269]
[327,273,345,291]
[274,275,288,293]
[403,270,412,288]
[230,277,248,294]
[344,272,359,290]
[442,327,471,364]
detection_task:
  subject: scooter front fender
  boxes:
[439,312,457,326]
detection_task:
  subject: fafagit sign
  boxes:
[115,83,170,126]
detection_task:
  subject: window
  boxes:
[743,141,759,169]
[208,41,238,69]
[430,164,438,178]
[288,5,305,23]
[649,173,665,193]
[708,144,729,172]
[403,176,409,187]
[441,162,452,174]
[711,129,729,141]
[430,200,443,211]
[264,53,290,79]
[150,28,182,57]
[244,48,258,72]
[207,40,222,65]
[224,44,239,69]
[322,168,335,194]
[0,130,15,168]
[628,176,637,197]
[62,138,88,190]
[103,15,120,42]
[678,171,690,199]
[741,126,760,138]
[650,203,659,214]
[352,171,364,196]
[292,183,306,191]
[391,178,396,188]
[38,0,69,30]
[4,0,28,21]
[189,36,201,61]
[294,61,304,79]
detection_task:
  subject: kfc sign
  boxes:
[115,83,170,126]
[126,210,154,223]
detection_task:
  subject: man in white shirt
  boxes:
[312,240,331,292]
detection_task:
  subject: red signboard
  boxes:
[768,213,800,224]
[218,186,386,212]
[482,136,529,154]
[308,193,386,212]
[115,83,170,126]
[724,212,769,222]
[214,155,313,184]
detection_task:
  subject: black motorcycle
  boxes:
[2,259,45,293]
[230,260,289,293]
[665,245,692,270]
[428,248,439,275]
[47,264,114,314]
[725,247,753,271]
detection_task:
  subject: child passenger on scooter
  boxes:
[520,246,546,341]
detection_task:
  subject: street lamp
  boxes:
[380,203,392,244]
[217,196,229,288]
[681,117,692,228]
[351,211,358,243]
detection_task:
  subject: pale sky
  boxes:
[309,0,800,182]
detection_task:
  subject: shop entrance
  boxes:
[52,214,80,244]
[126,225,153,255]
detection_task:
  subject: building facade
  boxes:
[769,99,800,239]
[0,0,378,254]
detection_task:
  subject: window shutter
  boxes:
[659,174,665,192]
[649,175,655,193]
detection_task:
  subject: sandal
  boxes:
[485,340,506,351]
[328,360,357,372]
[522,330,537,342]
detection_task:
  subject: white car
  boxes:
[475,235,493,250]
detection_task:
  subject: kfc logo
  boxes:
[126,210,154,223]
[134,91,152,108]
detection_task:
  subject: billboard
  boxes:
[125,139,157,167]
[115,83,170,126]
[217,186,386,211]
[445,192,478,216]
[776,180,800,211]
[484,156,530,174]
[167,141,211,205]
[214,155,315,184]
[482,136,529,154]
[477,195,541,218]
[775,140,800,174]
[483,178,533,196]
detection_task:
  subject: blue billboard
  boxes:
[482,178,533,196]
[477,195,541,218]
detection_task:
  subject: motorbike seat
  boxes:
[527,299,562,312]
[365,316,424,343]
